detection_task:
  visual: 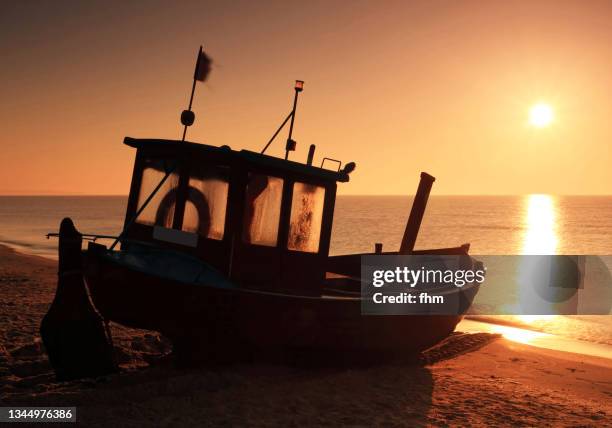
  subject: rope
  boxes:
[104,319,116,351]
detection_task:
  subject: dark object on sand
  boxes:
[77,137,478,363]
[40,218,117,381]
[44,62,481,364]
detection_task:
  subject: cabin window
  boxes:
[182,165,229,240]
[135,159,180,228]
[243,174,283,247]
[287,182,325,253]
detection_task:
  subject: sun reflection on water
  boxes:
[512,195,561,337]
[522,194,558,255]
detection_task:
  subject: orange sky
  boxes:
[1,0,611,195]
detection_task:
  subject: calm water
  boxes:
[0,195,611,349]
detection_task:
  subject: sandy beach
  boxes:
[1,244,610,427]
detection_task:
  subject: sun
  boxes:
[529,103,554,128]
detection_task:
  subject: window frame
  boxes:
[123,149,235,247]
[286,181,327,253]
[133,157,181,229]
[241,173,285,248]
[182,164,231,241]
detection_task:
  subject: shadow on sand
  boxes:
[3,330,498,426]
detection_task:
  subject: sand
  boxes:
[1,244,610,427]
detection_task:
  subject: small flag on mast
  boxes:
[181,45,212,142]
[194,46,212,82]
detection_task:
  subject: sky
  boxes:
[1,0,611,195]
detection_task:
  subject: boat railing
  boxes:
[46,233,119,242]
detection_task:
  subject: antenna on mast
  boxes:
[261,80,304,157]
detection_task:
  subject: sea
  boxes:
[0,195,611,356]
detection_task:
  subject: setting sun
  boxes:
[529,103,554,128]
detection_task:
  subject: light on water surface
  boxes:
[508,195,561,342]
[522,194,558,255]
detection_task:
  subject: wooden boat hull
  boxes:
[83,245,479,360]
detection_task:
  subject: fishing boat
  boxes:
[81,136,479,359]
[41,50,482,375]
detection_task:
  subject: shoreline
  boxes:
[461,318,612,360]
[1,243,610,424]
[0,239,58,260]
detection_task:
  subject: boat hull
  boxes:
[84,248,477,360]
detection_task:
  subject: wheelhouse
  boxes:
[121,137,351,296]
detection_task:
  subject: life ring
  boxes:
[155,186,211,236]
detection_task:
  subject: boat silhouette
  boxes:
[84,136,480,360]
[41,52,482,374]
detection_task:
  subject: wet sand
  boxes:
[1,244,610,426]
